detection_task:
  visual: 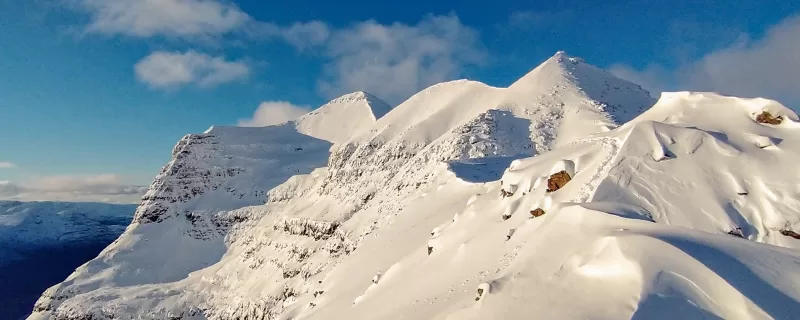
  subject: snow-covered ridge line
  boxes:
[29,51,657,319]
[28,88,394,318]
[33,53,800,320]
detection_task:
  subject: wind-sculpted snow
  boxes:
[291,92,800,319]
[32,54,800,320]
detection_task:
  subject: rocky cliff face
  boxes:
[29,92,391,319]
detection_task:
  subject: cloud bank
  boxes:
[318,14,485,105]
[0,174,147,204]
[610,14,800,107]
[0,162,15,169]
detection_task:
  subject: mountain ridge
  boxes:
[29,51,659,319]
[30,52,800,320]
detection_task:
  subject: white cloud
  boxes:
[279,21,331,50]
[247,20,331,50]
[0,162,15,169]
[318,14,485,105]
[74,0,332,47]
[610,14,800,107]
[237,101,311,127]
[72,3,485,104]
[134,50,250,89]
[77,0,251,40]
[0,174,147,204]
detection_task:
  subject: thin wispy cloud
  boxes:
[610,14,800,106]
[0,174,147,204]
[318,14,486,105]
[248,20,332,50]
[76,0,251,40]
[134,50,250,89]
[70,1,484,102]
[0,162,15,169]
[237,101,311,127]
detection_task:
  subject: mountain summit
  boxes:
[30,52,656,319]
[295,91,392,144]
[31,53,800,320]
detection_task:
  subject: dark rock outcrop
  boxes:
[546,171,572,192]
[756,111,783,125]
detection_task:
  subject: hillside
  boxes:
[29,52,800,319]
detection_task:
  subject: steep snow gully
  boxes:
[29,52,800,320]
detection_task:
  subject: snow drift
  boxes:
[29,52,800,320]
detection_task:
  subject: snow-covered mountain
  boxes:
[0,200,135,320]
[29,52,800,319]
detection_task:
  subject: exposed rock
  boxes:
[780,229,800,239]
[475,283,490,301]
[546,170,572,192]
[756,111,783,125]
[530,208,546,217]
[727,227,745,238]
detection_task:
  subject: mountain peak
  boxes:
[294,91,393,144]
[323,91,393,119]
[547,50,585,65]
[507,51,654,124]
[509,51,591,89]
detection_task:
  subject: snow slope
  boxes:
[31,53,800,319]
[297,92,800,320]
[295,91,393,144]
[28,91,392,317]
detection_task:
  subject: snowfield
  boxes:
[29,52,800,319]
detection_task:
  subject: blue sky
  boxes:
[0,0,798,202]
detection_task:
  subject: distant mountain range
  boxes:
[0,200,135,320]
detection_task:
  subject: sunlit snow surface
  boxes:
[29,53,800,320]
